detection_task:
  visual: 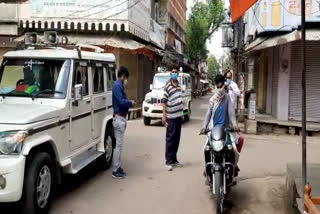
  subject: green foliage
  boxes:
[186,0,225,62]
[207,55,220,83]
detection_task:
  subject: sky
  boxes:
[186,0,230,60]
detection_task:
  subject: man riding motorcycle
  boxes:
[200,74,240,176]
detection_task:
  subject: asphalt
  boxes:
[2,93,320,214]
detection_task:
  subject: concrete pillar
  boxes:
[276,44,291,121]
[247,57,255,90]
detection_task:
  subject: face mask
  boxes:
[123,79,128,87]
[171,73,178,80]
[226,79,232,86]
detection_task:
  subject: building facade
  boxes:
[241,0,320,123]
[0,0,166,104]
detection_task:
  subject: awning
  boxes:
[245,30,320,54]
[15,34,162,53]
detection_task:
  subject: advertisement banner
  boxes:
[30,0,129,20]
[256,0,320,33]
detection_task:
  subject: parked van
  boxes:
[0,32,116,214]
[142,71,192,125]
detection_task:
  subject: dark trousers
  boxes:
[165,117,182,165]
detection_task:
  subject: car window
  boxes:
[106,65,116,91]
[92,62,104,94]
[0,58,70,99]
[73,62,89,97]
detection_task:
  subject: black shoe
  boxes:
[112,170,125,179]
[118,167,127,176]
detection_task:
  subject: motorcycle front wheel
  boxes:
[214,171,224,214]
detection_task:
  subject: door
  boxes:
[105,64,116,115]
[70,61,92,150]
[92,62,107,140]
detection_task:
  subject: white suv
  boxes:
[142,72,192,125]
[0,36,117,214]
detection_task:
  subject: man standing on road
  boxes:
[225,70,240,111]
[112,66,136,179]
[162,68,184,171]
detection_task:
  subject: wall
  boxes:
[271,47,279,119]
[266,48,273,114]
[119,52,139,101]
[137,55,154,104]
[0,48,13,62]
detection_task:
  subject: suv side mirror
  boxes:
[150,84,153,90]
[73,84,83,106]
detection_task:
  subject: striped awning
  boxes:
[19,19,150,42]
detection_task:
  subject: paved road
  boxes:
[7,94,320,214]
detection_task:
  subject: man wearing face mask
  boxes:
[162,68,184,171]
[225,70,240,111]
[201,74,237,134]
[112,66,136,179]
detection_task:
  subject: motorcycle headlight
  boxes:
[0,131,28,155]
[211,140,224,152]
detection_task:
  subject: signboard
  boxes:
[255,0,320,33]
[30,0,151,33]
[128,0,151,32]
[30,0,129,20]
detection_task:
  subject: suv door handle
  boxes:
[86,100,91,104]
[102,97,106,100]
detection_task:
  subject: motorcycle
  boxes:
[201,126,241,214]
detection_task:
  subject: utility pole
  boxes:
[301,0,307,206]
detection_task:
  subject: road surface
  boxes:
[4,94,320,214]
[50,94,320,214]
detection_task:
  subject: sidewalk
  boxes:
[286,163,320,213]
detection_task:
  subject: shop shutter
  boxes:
[289,41,320,122]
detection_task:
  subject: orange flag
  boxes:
[230,0,257,22]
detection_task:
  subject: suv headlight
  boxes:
[145,97,152,104]
[0,131,28,155]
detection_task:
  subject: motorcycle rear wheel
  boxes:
[214,171,224,214]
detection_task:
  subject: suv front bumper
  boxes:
[143,102,163,119]
[0,155,26,202]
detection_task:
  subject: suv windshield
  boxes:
[0,58,71,99]
[153,75,170,89]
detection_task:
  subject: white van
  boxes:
[0,33,116,214]
[142,71,192,125]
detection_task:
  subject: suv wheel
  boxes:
[144,117,151,126]
[22,152,54,214]
[184,104,191,121]
[97,134,114,170]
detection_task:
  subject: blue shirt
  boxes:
[214,97,229,128]
[112,79,132,116]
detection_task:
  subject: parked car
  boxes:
[142,71,192,125]
[0,32,116,214]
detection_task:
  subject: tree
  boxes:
[186,0,225,63]
[207,55,220,83]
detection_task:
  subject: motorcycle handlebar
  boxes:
[199,127,240,135]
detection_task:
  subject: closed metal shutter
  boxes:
[289,41,320,122]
